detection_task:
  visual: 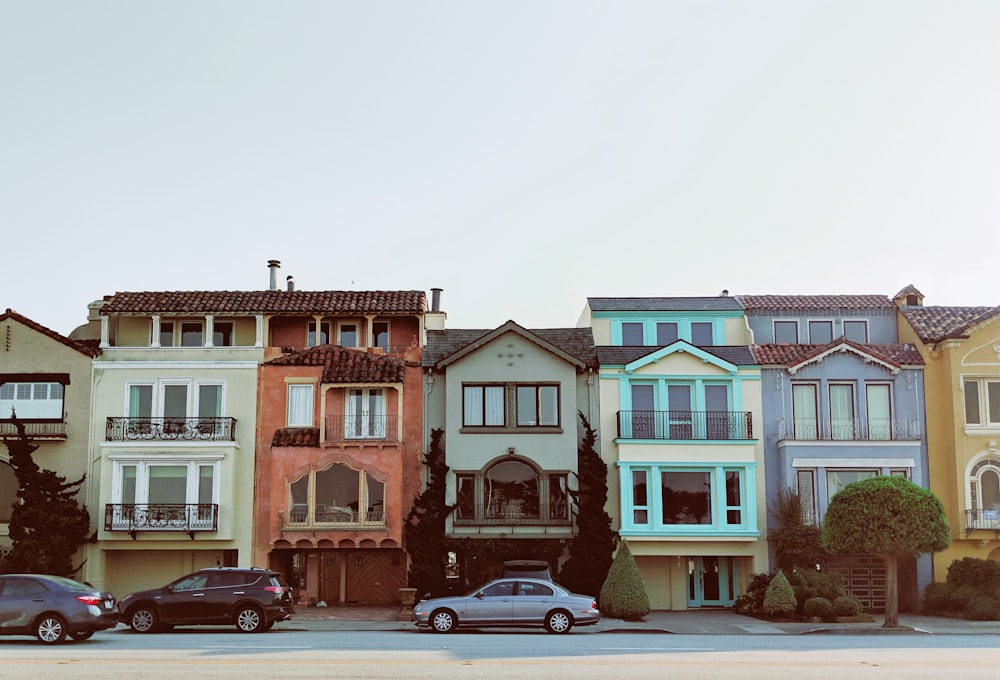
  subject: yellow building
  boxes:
[896,286,1000,576]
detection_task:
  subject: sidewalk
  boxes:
[282,606,1000,635]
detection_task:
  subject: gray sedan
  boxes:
[413,578,599,634]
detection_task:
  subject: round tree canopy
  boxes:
[821,475,950,557]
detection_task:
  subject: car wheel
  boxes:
[70,630,95,641]
[544,609,573,634]
[35,615,68,644]
[430,608,456,633]
[128,606,159,633]
[235,606,265,633]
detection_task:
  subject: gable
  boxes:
[625,343,738,376]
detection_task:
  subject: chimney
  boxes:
[431,287,443,312]
[286,275,295,291]
[267,260,281,291]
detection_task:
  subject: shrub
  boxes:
[788,568,843,614]
[833,596,863,617]
[803,597,836,622]
[948,584,982,612]
[964,596,1000,621]
[598,542,650,621]
[763,571,797,617]
[922,582,954,614]
[734,572,772,614]
[947,557,1000,595]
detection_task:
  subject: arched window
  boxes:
[287,462,386,524]
[970,456,1000,512]
[485,460,539,520]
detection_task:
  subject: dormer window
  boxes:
[774,320,798,343]
[621,322,644,346]
[656,322,678,345]
[808,320,833,344]
[843,320,868,343]
[691,322,713,345]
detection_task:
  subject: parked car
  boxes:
[0,574,119,644]
[119,567,294,633]
[502,559,553,580]
[413,577,599,634]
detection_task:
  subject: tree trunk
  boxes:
[882,553,899,628]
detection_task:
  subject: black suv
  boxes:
[119,567,294,633]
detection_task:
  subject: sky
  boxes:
[3,1,999,337]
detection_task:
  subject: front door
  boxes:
[687,556,737,607]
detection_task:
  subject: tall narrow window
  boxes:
[965,380,981,425]
[456,474,476,520]
[632,469,649,524]
[830,384,855,439]
[308,322,331,347]
[629,384,655,438]
[796,469,817,524]
[724,470,742,525]
[667,384,693,439]
[373,322,390,351]
[792,384,817,439]
[866,384,891,440]
[287,384,314,427]
[345,388,386,438]
[621,322,644,346]
[705,384,730,439]
[163,384,188,419]
[128,384,154,418]
[990,382,1000,426]
[159,322,175,347]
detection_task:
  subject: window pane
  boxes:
[844,320,868,343]
[338,324,358,347]
[213,322,233,347]
[796,469,816,524]
[485,461,538,519]
[725,471,741,525]
[181,323,203,347]
[809,320,833,344]
[484,386,504,426]
[129,385,153,418]
[830,385,855,439]
[792,384,817,439]
[549,474,568,519]
[457,475,476,519]
[632,469,648,506]
[622,322,643,346]
[163,384,188,419]
[827,469,877,500]
[373,322,390,350]
[691,322,713,345]
[198,384,222,418]
[965,381,981,425]
[120,466,137,505]
[308,322,330,346]
[287,385,313,426]
[198,466,214,504]
[539,386,558,425]
[656,322,678,345]
[315,463,359,520]
[289,476,309,521]
[517,386,537,426]
[159,322,175,347]
[463,386,483,426]
[148,466,187,504]
[366,474,384,517]
[866,384,891,440]
[989,382,1000,425]
[774,321,798,344]
[661,471,711,524]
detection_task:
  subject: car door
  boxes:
[512,580,556,624]
[0,576,50,633]
[159,572,211,624]
[461,580,514,625]
[199,572,242,623]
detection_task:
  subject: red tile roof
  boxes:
[737,295,895,311]
[271,428,320,447]
[266,345,408,383]
[900,306,1000,343]
[0,309,101,357]
[99,290,427,316]
[751,341,924,368]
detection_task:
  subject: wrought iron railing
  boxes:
[966,509,1000,537]
[325,415,398,441]
[105,417,237,442]
[0,421,67,438]
[104,503,219,539]
[284,506,387,527]
[453,501,573,526]
[777,417,921,442]
[617,410,753,440]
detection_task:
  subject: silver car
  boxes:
[0,574,119,644]
[413,578,599,634]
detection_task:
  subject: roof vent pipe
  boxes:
[431,287,443,312]
[286,275,295,292]
[267,260,281,291]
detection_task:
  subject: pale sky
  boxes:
[3,1,998,337]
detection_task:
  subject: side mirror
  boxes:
[474,591,484,599]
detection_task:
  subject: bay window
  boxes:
[0,381,65,420]
[452,459,570,524]
[288,462,386,524]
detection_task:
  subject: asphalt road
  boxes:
[0,627,997,679]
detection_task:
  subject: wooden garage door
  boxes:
[345,550,406,605]
[828,554,886,611]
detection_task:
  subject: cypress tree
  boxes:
[558,412,615,596]
[403,428,453,597]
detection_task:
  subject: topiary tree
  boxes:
[763,571,796,616]
[558,413,616,597]
[598,541,650,621]
[0,417,92,576]
[403,429,453,597]
[768,488,827,571]
[822,475,950,628]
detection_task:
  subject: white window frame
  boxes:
[286,383,315,427]
[124,379,226,419]
[308,321,332,347]
[345,387,386,438]
[0,382,65,420]
[964,378,1000,429]
[337,321,359,348]
[110,454,222,506]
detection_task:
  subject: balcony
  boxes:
[324,415,399,442]
[0,421,66,439]
[104,503,219,539]
[966,509,1000,537]
[453,501,573,527]
[105,417,237,442]
[284,505,387,529]
[777,418,921,442]
[617,410,753,441]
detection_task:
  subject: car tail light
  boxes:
[591,600,598,609]
[265,586,287,595]
[76,595,103,606]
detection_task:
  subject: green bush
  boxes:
[947,557,1000,595]
[964,596,1000,621]
[598,542,650,621]
[948,584,982,612]
[833,596,863,617]
[763,572,797,617]
[734,572,772,615]
[788,569,844,614]
[803,597,836,622]
[922,582,954,614]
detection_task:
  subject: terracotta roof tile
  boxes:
[266,345,407,383]
[0,308,101,358]
[900,305,1000,343]
[99,290,427,316]
[737,295,895,312]
[271,428,319,447]
[751,341,924,367]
